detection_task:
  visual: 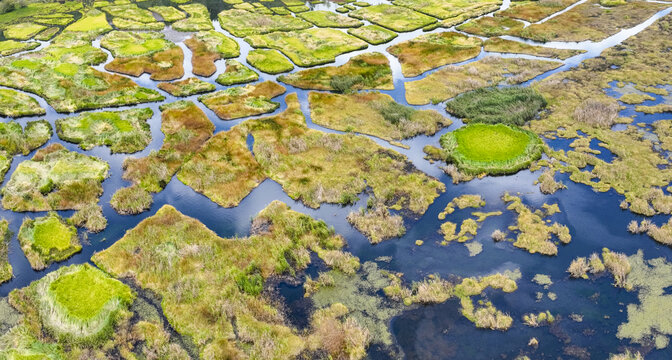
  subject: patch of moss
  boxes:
[2,22,45,40]
[18,212,81,270]
[0,39,39,56]
[405,57,561,105]
[245,28,368,67]
[55,108,153,153]
[172,3,213,31]
[70,203,107,233]
[279,52,393,91]
[483,37,585,60]
[101,31,184,81]
[2,143,109,212]
[438,194,485,219]
[308,91,450,141]
[185,30,239,77]
[0,219,11,285]
[388,32,482,77]
[112,16,164,30]
[149,5,186,22]
[63,9,112,37]
[247,49,294,74]
[0,88,45,118]
[348,4,437,32]
[393,0,501,22]
[498,0,579,22]
[217,9,311,37]
[347,24,397,45]
[299,10,363,27]
[456,16,524,37]
[215,59,259,86]
[158,77,215,97]
[199,81,286,120]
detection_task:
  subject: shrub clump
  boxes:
[445,87,547,126]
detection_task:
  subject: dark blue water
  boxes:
[1,1,672,358]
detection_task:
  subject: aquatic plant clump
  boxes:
[101,31,184,81]
[199,81,286,120]
[387,32,482,77]
[347,205,406,244]
[309,91,451,141]
[0,219,11,284]
[185,30,240,77]
[216,59,259,86]
[55,108,153,153]
[2,143,109,212]
[172,3,214,31]
[18,212,81,270]
[157,77,216,97]
[93,202,356,357]
[245,28,368,67]
[445,87,547,126]
[9,263,135,344]
[279,52,393,91]
[246,49,295,74]
[348,4,437,32]
[456,16,524,37]
[440,124,543,175]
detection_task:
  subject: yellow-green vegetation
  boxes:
[33,13,74,27]
[246,28,368,67]
[149,5,186,22]
[299,10,363,27]
[0,88,44,118]
[0,1,81,29]
[7,263,135,345]
[103,3,164,30]
[498,0,579,22]
[387,32,482,77]
[616,251,672,350]
[63,9,112,37]
[501,193,571,255]
[114,101,214,214]
[306,303,371,359]
[522,311,555,327]
[2,143,109,212]
[2,22,45,40]
[386,272,517,330]
[0,39,38,55]
[347,204,406,244]
[279,52,393,91]
[238,93,445,212]
[70,203,107,233]
[0,120,51,179]
[457,16,524,37]
[55,108,153,153]
[483,37,585,60]
[157,77,215,97]
[101,31,184,81]
[609,350,645,360]
[309,91,450,141]
[0,219,11,284]
[347,24,397,45]
[635,104,672,114]
[519,0,668,42]
[0,44,164,113]
[440,124,543,175]
[112,16,164,31]
[172,3,213,31]
[217,9,311,37]
[348,4,437,32]
[185,30,240,77]
[568,248,630,287]
[18,212,80,270]
[93,202,366,358]
[619,93,656,105]
[246,49,295,74]
[216,59,259,86]
[393,0,501,23]
[440,218,479,243]
[446,87,547,126]
[199,81,286,120]
[177,127,266,208]
[405,57,562,105]
[438,194,485,219]
[529,14,672,217]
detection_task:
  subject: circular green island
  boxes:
[440,123,543,175]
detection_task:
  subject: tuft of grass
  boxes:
[445,87,547,126]
[348,4,437,32]
[70,203,107,233]
[0,89,45,118]
[347,205,406,244]
[172,3,213,31]
[217,9,311,37]
[0,219,12,284]
[298,10,362,28]
[110,184,153,215]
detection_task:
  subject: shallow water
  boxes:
[1,0,672,358]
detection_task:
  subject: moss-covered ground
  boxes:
[405,57,561,105]
[0,219,11,285]
[456,16,524,37]
[483,37,585,60]
[440,123,543,175]
[93,202,365,358]
[247,49,295,74]
[185,30,239,77]
[279,52,393,91]
[172,3,213,31]
[498,0,579,22]
[309,91,450,141]
[438,194,485,219]
[2,22,45,40]
[347,24,397,45]
[445,87,547,126]
[216,59,259,86]
[393,0,501,23]
[199,81,286,120]
[245,28,368,67]
[387,32,482,77]
[113,101,213,214]
[0,88,44,118]
[55,108,153,153]
[2,143,109,212]
[0,120,51,181]
[158,77,215,97]
[347,205,405,244]
[18,212,81,270]
[348,4,437,32]
[0,39,39,56]
[101,31,184,81]
[218,9,311,37]
[299,10,362,27]
[148,5,186,22]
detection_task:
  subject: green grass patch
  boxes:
[158,77,215,97]
[216,59,259,86]
[440,123,543,175]
[185,30,239,77]
[394,0,501,25]
[445,87,547,126]
[3,22,45,40]
[0,39,39,56]
[0,219,11,284]
[456,16,524,37]
[218,9,311,37]
[347,24,397,45]
[483,37,585,60]
[247,49,294,74]
[298,10,363,27]
[63,9,111,37]
[0,119,51,158]
[18,212,81,270]
[199,81,286,120]
[148,5,186,22]
[0,88,45,118]
[101,31,183,81]
[55,108,153,153]
[102,3,157,23]
[172,3,214,31]
[348,4,437,32]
